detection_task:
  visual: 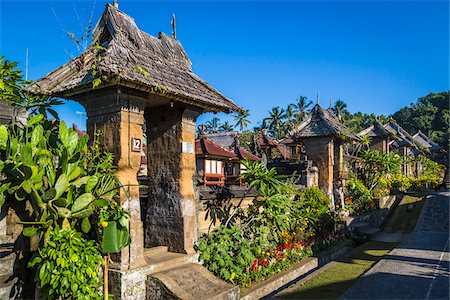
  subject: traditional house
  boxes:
[195,134,260,186]
[288,104,359,204]
[25,2,241,298]
[384,121,422,176]
[358,120,392,153]
[195,136,236,186]
[412,130,446,164]
[256,131,291,161]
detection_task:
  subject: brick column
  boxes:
[179,109,200,254]
[80,87,146,270]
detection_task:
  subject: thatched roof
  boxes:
[413,131,443,153]
[384,121,417,148]
[289,104,359,141]
[358,120,391,138]
[25,4,241,113]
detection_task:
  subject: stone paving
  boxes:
[418,193,449,232]
[340,192,450,300]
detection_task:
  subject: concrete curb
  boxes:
[240,241,354,300]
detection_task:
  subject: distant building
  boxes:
[288,104,359,203]
[358,120,392,153]
[195,135,260,186]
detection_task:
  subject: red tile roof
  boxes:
[234,147,261,161]
[195,137,236,159]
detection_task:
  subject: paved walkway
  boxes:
[340,192,450,299]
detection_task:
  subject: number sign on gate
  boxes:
[132,138,141,152]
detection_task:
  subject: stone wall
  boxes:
[302,137,334,201]
[370,137,389,153]
[144,104,200,254]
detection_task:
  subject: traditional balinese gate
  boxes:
[26,2,241,297]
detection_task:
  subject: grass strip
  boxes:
[385,195,424,233]
[278,241,398,300]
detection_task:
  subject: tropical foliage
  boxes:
[0,58,130,299]
[196,160,342,287]
[392,91,449,147]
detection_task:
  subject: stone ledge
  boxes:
[240,241,354,300]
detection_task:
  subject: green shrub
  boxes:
[197,161,338,287]
[345,177,373,215]
[29,227,104,300]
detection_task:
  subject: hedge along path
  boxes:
[276,241,398,300]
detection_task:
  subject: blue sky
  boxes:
[1,0,448,131]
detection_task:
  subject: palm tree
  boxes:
[219,121,234,132]
[332,99,348,122]
[233,109,251,131]
[205,117,220,133]
[263,106,286,139]
[293,96,312,123]
[285,104,296,131]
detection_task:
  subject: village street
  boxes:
[340,192,450,300]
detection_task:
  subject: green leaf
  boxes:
[53,174,69,200]
[28,256,42,267]
[0,125,8,149]
[23,227,39,237]
[67,165,83,181]
[92,78,101,89]
[55,206,72,218]
[27,114,44,126]
[92,199,109,207]
[71,193,94,212]
[31,124,44,146]
[53,198,68,207]
[72,207,93,219]
[85,175,98,192]
[21,143,33,165]
[42,189,56,202]
[71,176,90,188]
[101,221,131,254]
[81,217,91,233]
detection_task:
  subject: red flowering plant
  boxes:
[196,161,340,287]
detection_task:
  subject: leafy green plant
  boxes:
[345,177,374,215]
[197,160,340,287]
[29,227,104,300]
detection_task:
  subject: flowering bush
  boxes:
[345,177,374,215]
[196,160,342,287]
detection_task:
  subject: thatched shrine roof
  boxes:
[358,120,391,138]
[26,4,241,113]
[413,131,443,153]
[384,121,417,148]
[289,104,359,141]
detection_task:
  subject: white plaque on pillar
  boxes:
[182,142,194,153]
[132,138,142,152]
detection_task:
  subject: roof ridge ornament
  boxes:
[113,0,118,8]
[171,14,176,39]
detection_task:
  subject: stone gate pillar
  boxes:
[144,104,200,254]
[80,87,147,270]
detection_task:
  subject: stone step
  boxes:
[146,263,239,300]
[144,251,196,274]
[144,246,169,256]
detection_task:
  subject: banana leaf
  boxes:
[101,221,131,254]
